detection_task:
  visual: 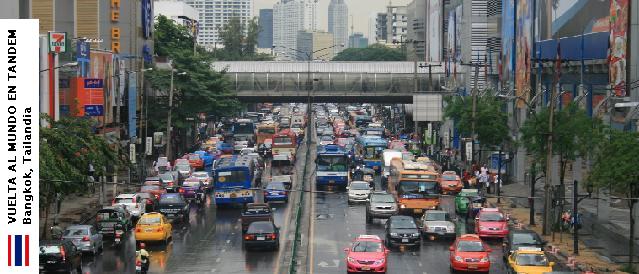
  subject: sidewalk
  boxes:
[499,182,632,272]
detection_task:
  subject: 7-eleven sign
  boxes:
[48,32,67,53]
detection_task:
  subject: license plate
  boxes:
[413,209,422,214]
[136,266,142,271]
[468,264,477,269]
[40,266,45,270]
[145,228,153,232]
[257,236,265,241]
[361,266,370,270]
[115,238,121,243]
[401,238,409,243]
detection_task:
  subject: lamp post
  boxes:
[572,180,593,255]
[166,69,187,161]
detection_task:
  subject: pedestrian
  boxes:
[50,221,63,240]
[487,173,495,194]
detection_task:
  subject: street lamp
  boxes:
[39,62,78,73]
[166,70,187,161]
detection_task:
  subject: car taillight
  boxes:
[154,194,160,199]
[82,236,90,241]
[244,235,254,240]
[179,188,185,193]
[111,199,116,206]
[156,227,163,232]
[60,246,66,262]
[136,260,142,266]
[268,233,278,240]
[168,182,174,186]
[133,197,137,203]
[136,228,141,233]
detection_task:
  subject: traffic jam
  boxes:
[40,103,587,274]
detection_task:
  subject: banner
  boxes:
[0,19,40,273]
[128,73,138,139]
[515,0,533,108]
[539,0,610,41]
[427,0,442,62]
[609,0,629,97]
[501,0,516,84]
[90,51,114,123]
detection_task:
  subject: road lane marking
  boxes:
[215,258,221,263]
[221,249,226,253]
[226,239,230,244]
[210,269,216,272]
[418,262,422,267]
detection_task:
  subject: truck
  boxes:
[387,160,441,215]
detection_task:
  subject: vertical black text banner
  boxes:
[0,20,39,274]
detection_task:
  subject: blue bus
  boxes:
[356,137,388,173]
[316,144,350,188]
[213,155,256,205]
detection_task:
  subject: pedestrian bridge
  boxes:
[211,61,459,103]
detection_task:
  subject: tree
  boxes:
[154,15,196,57]
[332,44,406,61]
[40,115,122,237]
[215,17,273,61]
[443,92,510,150]
[520,103,605,186]
[588,130,639,266]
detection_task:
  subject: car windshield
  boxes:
[258,128,276,134]
[216,170,247,183]
[350,182,370,190]
[40,245,61,254]
[424,212,449,221]
[266,182,286,190]
[160,195,183,204]
[141,185,160,192]
[183,180,200,187]
[317,155,348,171]
[138,216,161,225]
[398,181,439,197]
[64,228,88,236]
[512,233,541,245]
[457,241,485,252]
[371,194,394,203]
[177,165,190,171]
[516,254,549,266]
[351,241,383,252]
[442,175,457,181]
[320,136,333,141]
[390,218,416,229]
[247,222,275,234]
[115,198,134,204]
[193,173,208,178]
[479,212,505,222]
[159,173,173,180]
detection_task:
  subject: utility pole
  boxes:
[530,162,536,225]
[471,63,479,165]
[543,68,557,236]
[497,146,502,203]
[166,70,175,161]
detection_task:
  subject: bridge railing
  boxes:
[229,72,455,93]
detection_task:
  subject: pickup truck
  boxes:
[240,203,273,233]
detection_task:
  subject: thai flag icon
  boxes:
[7,235,30,267]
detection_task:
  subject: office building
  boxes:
[406,0,426,61]
[154,0,199,27]
[273,0,318,60]
[387,5,408,44]
[184,0,253,49]
[296,31,335,60]
[258,9,273,49]
[328,0,348,54]
[375,12,388,42]
[349,32,368,48]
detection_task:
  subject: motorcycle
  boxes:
[135,253,149,274]
[113,223,125,248]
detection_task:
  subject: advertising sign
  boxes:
[130,144,137,164]
[76,40,90,77]
[446,9,456,76]
[90,51,114,123]
[501,0,516,83]
[609,0,629,97]
[539,0,610,41]
[146,137,153,155]
[427,0,442,62]
[515,0,533,108]
[465,141,473,163]
[154,132,165,147]
[142,0,154,39]
[70,77,104,117]
[48,31,66,53]
[128,73,138,139]
[84,105,104,116]
[83,78,104,89]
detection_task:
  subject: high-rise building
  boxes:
[349,32,368,48]
[258,9,273,49]
[155,0,199,27]
[184,0,253,50]
[328,0,348,55]
[387,5,408,44]
[406,0,426,61]
[273,0,318,60]
[297,31,335,60]
[375,13,388,43]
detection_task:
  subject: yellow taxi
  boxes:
[134,212,172,244]
[506,247,555,274]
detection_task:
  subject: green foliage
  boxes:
[146,16,242,132]
[588,129,639,197]
[520,103,605,176]
[40,115,122,207]
[214,17,273,61]
[443,93,510,149]
[154,15,196,58]
[332,44,406,61]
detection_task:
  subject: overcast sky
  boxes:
[254,0,412,39]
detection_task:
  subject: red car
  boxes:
[140,184,166,200]
[440,171,463,194]
[185,154,204,170]
[449,234,492,273]
[474,208,509,238]
[344,235,389,273]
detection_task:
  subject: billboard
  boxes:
[609,0,629,97]
[515,0,533,108]
[89,51,114,123]
[427,0,442,62]
[446,9,456,76]
[539,0,610,41]
[501,0,516,83]
[70,77,104,117]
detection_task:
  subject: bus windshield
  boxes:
[274,137,293,145]
[233,123,254,135]
[398,181,439,198]
[316,155,349,171]
[364,146,384,159]
[258,128,276,134]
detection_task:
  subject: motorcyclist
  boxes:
[50,221,63,240]
[136,242,150,274]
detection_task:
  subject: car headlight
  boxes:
[373,258,385,265]
[479,226,486,231]
[347,257,356,264]
[454,256,463,262]
[480,257,489,262]
[390,232,398,237]
[412,233,420,237]
[400,204,406,209]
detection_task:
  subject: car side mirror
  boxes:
[449,246,454,251]
[345,187,349,190]
[475,217,479,221]
[365,198,370,202]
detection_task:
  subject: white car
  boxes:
[191,171,211,189]
[347,181,372,204]
[112,193,145,219]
